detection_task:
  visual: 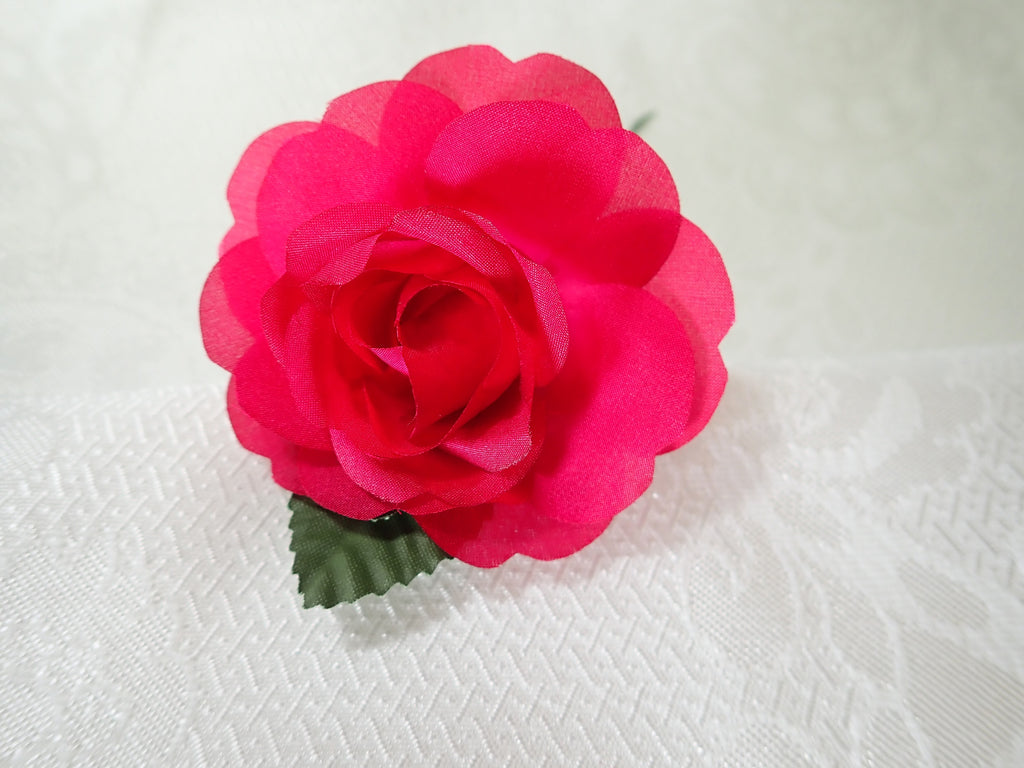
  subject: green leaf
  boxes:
[288,495,452,608]
[628,110,656,135]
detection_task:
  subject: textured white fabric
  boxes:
[3,1,1024,765]
[2,347,1024,766]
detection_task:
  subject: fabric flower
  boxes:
[200,45,733,567]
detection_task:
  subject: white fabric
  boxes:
[3,1,1024,765]
[3,349,1024,765]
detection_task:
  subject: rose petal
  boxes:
[222,121,319,260]
[404,45,620,129]
[644,216,734,448]
[330,421,537,509]
[324,81,462,207]
[390,207,517,280]
[398,284,498,426]
[284,202,396,283]
[417,501,610,567]
[295,450,394,520]
[424,102,622,273]
[567,207,681,286]
[256,126,382,273]
[233,339,333,452]
[216,238,275,336]
[199,261,252,372]
[525,283,695,525]
[440,381,534,472]
[225,378,305,495]
[515,254,568,383]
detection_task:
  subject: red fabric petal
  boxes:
[199,260,252,372]
[389,207,518,280]
[330,417,539,509]
[525,284,695,525]
[569,208,681,286]
[440,381,534,472]
[417,501,610,567]
[284,203,395,283]
[553,129,683,286]
[226,375,287,461]
[513,254,568,384]
[217,238,275,337]
[398,284,498,427]
[424,102,621,275]
[404,45,620,130]
[222,121,318,260]
[325,80,463,207]
[644,216,734,448]
[295,450,394,520]
[227,378,304,493]
[256,126,382,273]
[233,340,333,452]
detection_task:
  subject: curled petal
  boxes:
[284,203,396,283]
[257,126,382,273]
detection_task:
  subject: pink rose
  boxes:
[200,46,733,566]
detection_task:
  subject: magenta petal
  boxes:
[217,238,275,336]
[515,254,568,383]
[295,451,394,520]
[199,261,252,372]
[528,284,695,525]
[644,216,734,448]
[233,341,333,452]
[284,203,395,282]
[324,80,463,207]
[646,216,734,347]
[322,82,401,145]
[572,208,681,287]
[425,101,622,273]
[226,375,287,461]
[404,45,620,129]
[256,126,382,273]
[390,208,517,280]
[417,502,610,567]
[558,129,682,286]
[228,380,304,495]
[330,428,423,504]
[440,383,534,472]
[222,121,319,260]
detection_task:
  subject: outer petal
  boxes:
[201,237,278,371]
[404,45,621,129]
[324,80,463,206]
[233,340,333,452]
[425,101,622,276]
[523,283,694,525]
[644,217,734,447]
[216,238,275,336]
[295,450,395,520]
[199,260,252,372]
[222,121,319,259]
[558,130,683,286]
[417,501,610,567]
[256,125,382,273]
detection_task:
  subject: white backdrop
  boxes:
[2,1,1023,765]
